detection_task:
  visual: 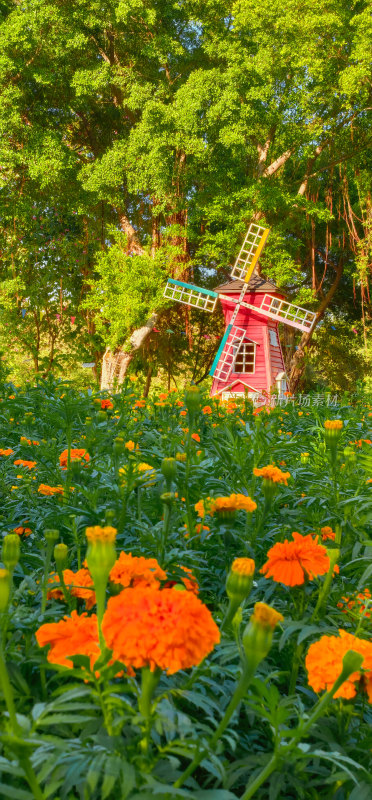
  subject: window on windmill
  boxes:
[269,329,278,347]
[233,340,255,374]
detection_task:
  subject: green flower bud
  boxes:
[243,602,283,670]
[160,491,175,506]
[343,447,356,464]
[161,457,177,482]
[44,529,59,545]
[0,568,10,612]
[341,649,364,678]
[54,543,68,570]
[113,436,124,455]
[97,410,107,421]
[226,558,255,604]
[105,508,116,524]
[2,534,20,571]
[184,385,202,414]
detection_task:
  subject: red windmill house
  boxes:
[163,224,316,401]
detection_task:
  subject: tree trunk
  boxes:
[288,259,344,392]
[100,313,159,390]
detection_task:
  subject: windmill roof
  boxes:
[214,274,285,295]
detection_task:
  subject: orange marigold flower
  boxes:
[324,419,343,430]
[101,399,114,410]
[180,410,187,416]
[47,568,96,609]
[195,494,257,517]
[191,433,200,442]
[125,440,135,451]
[203,406,212,415]
[231,557,255,577]
[14,525,32,537]
[109,552,166,588]
[35,610,100,669]
[59,448,90,469]
[20,437,39,446]
[253,465,290,485]
[261,532,330,586]
[306,629,372,702]
[321,526,336,541]
[13,459,37,469]
[102,587,220,674]
[38,484,64,496]
[159,393,168,400]
[134,399,146,408]
[0,448,14,456]
[86,525,117,544]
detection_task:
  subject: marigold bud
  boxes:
[160,491,175,506]
[161,457,177,483]
[226,558,255,604]
[301,452,309,464]
[0,568,10,612]
[86,526,117,581]
[243,602,283,668]
[44,529,59,545]
[341,649,364,678]
[184,385,202,414]
[2,534,20,571]
[54,543,68,570]
[97,410,107,421]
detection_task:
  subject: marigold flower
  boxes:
[324,420,343,430]
[191,433,200,442]
[86,525,117,544]
[134,399,146,408]
[59,448,90,470]
[321,526,336,541]
[13,525,32,537]
[306,629,372,702]
[176,452,186,462]
[261,532,330,586]
[0,448,14,456]
[203,406,212,415]
[109,552,166,588]
[253,465,290,485]
[13,459,37,469]
[125,440,135,451]
[102,587,220,674]
[38,484,64,496]
[36,611,100,669]
[101,399,114,410]
[47,568,96,609]
[195,494,256,517]
[20,437,39,446]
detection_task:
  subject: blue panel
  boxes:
[209,324,232,376]
[167,278,218,298]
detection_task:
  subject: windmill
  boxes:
[163,223,317,400]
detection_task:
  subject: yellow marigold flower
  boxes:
[324,420,343,430]
[253,465,290,485]
[251,602,284,630]
[195,494,256,517]
[231,557,255,576]
[176,452,186,462]
[86,526,117,544]
[137,462,155,473]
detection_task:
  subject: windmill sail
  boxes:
[163,279,218,312]
[230,223,270,283]
[238,294,317,333]
[209,324,247,381]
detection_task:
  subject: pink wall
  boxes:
[211,291,286,396]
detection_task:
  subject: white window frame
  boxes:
[232,339,256,374]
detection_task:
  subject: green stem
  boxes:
[288,641,304,695]
[220,598,240,633]
[159,503,172,565]
[95,580,107,652]
[21,756,46,800]
[139,667,161,753]
[174,661,255,788]
[0,639,19,733]
[241,654,362,800]
[184,427,194,538]
[41,543,53,614]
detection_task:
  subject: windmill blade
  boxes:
[209,324,247,381]
[163,279,218,313]
[230,223,270,282]
[237,294,316,332]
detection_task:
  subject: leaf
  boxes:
[0,782,33,800]
[349,782,372,800]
